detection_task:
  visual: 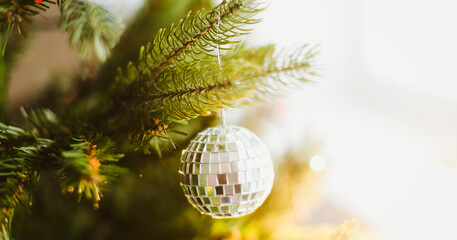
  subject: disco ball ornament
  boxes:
[179,125,274,219]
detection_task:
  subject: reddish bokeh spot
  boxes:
[275,101,287,116]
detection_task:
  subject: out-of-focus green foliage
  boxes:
[57,136,125,209]
[59,0,122,62]
[0,0,54,56]
[0,122,52,239]
[0,57,7,121]
[0,109,126,238]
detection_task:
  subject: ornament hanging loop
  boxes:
[215,14,222,70]
[216,14,226,128]
[220,109,227,129]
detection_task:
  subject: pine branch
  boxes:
[0,108,126,230]
[56,135,125,209]
[101,1,317,156]
[95,0,213,91]
[116,0,264,85]
[19,108,126,207]
[20,107,62,139]
[0,0,55,56]
[0,107,128,236]
[99,0,265,154]
[241,44,318,102]
[107,44,316,155]
[141,61,257,120]
[59,0,122,62]
[138,44,317,121]
[0,123,52,239]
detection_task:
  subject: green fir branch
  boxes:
[56,135,125,209]
[96,0,213,91]
[20,107,64,139]
[60,0,122,62]
[19,108,126,208]
[109,0,268,151]
[0,123,52,239]
[241,44,318,102]
[0,0,55,56]
[142,61,256,120]
[114,44,316,155]
[116,0,264,85]
[138,44,317,121]
[0,110,126,236]
[0,107,126,233]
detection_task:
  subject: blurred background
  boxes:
[7,0,457,239]
[249,0,457,239]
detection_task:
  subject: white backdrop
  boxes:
[246,0,457,239]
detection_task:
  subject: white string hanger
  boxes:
[215,14,227,129]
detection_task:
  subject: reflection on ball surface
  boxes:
[179,125,274,218]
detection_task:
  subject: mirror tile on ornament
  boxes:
[210,153,219,163]
[210,163,219,174]
[215,186,224,195]
[198,175,207,185]
[229,151,238,162]
[208,174,217,185]
[220,163,229,173]
[224,185,234,195]
[234,184,242,194]
[202,152,210,163]
[227,173,238,184]
[217,174,227,185]
[206,186,215,196]
[212,197,220,205]
[201,164,210,174]
[220,151,230,162]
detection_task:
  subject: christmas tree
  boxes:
[0,0,379,239]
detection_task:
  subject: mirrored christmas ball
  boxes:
[179,125,274,219]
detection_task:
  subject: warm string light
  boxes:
[309,155,327,171]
